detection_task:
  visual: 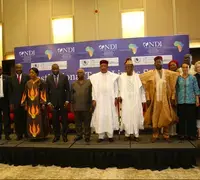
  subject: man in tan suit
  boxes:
[140,56,178,143]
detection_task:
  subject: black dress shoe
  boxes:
[74,136,83,141]
[24,134,29,139]
[85,138,90,142]
[189,136,196,141]
[179,136,185,140]
[109,138,114,142]
[134,137,140,142]
[5,135,11,141]
[151,137,157,143]
[52,137,60,143]
[164,138,171,143]
[97,139,104,143]
[124,137,130,141]
[62,135,68,142]
[16,136,23,141]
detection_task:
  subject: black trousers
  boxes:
[178,104,197,137]
[0,98,11,136]
[14,106,27,137]
[74,111,91,139]
[52,107,68,137]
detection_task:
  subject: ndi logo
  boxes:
[143,41,162,48]
[19,50,35,57]
[98,44,117,51]
[57,47,75,54]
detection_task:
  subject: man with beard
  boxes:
[90,60,119,143]
[140,56,178,143]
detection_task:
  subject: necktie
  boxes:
[17,75,21,84]
[54,76,58,87]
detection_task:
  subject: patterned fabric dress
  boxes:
[21,78,49,139]
[176,74,200,137]
[194,73,200,120]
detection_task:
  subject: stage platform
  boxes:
[0,134,199,170]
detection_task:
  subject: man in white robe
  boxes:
[90,60,119,143]
[118,58,146,141]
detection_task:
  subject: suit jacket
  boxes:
[0,75,10,105]
[71,80,92,111]
[9,73,29,107]
[46,73,70,107]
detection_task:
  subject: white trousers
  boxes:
[99,132,113,139]
[125,132,139,138]
[169,124,177,136]
[197,120,200,128]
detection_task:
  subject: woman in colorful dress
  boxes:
[21,67,49,139]
[194,61,200,139]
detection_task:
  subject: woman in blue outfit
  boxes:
[194,61,200,139]
[176,63,200,140]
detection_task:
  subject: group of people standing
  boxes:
[0,53,200,143]
[167,54,200,141]
[0,64,70,142]
[87,54,200,143]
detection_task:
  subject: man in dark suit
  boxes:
[46,64,70,143]
[0,65,11,140]
[9,64,29,140]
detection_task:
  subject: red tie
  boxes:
[17,75,21,84]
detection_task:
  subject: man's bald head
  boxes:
[15,64,22,68]
[15,63,23,74]
[51,64,59,75]
[183,54,192,66]
[52,64,59,69]
[77,68,85,80]
[77,68,85,73]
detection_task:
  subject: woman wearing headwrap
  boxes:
[168,60,179,72]
[21,67,49,139]
[168,60,179,137]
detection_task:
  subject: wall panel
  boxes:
[175,0,200,40]
[120,0,143,10]
[145,0,174,36]
[27,0,51,45]
[52,0,73,17]
[74,0,96,42]
[4,0,27,53]
[98,0,121,40]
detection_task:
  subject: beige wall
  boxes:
[1,0,200,56]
